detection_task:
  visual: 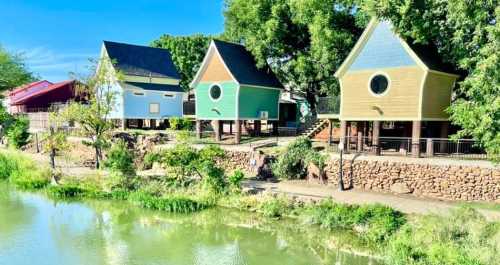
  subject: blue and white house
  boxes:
[99,41,184,128]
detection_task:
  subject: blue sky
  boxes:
[0,0,225,82]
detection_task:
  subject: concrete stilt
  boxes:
[372,121,381,156]
[254,120,261,136]
[196,120,202,139]
[411,120,421,158]
[235,119,241,144]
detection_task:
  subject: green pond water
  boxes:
[0,183,380,265]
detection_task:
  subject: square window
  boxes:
[149,103,160,114]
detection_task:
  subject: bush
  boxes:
[259,195,296,218]
[199,161,226,193]
[6,117,30,149]
[47,184,85,198]
[129,191,207,213]
[271,137,313,179]
[0,153,18,180]
[386,207,500,265]
[199,145,225,161]
[142,151,162,170]
[10,167,51,190]
[103,140,135,176]
[228,169,245,189]
[169,117,193,130]
[302,200,405,243]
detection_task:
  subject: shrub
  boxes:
[142,151,162,169]
[386,207,500,265]
[169,117,193,130]
[199,145,225,161]
[47,184,85,198]
[302,200,405,243]
[271,137,313,179]
[9,167,51,190]
[162,144,199,179]
[228,169,245,189]
[259,195,296,218]
[0,153,17,180]
[129,191,207,213]
[6,117,30,149]
[199,161,226,193]
[103,140,135,176]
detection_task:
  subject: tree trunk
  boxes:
[50,148,56,169]
[95,146,100,169]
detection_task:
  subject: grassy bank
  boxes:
[1,149,499,265]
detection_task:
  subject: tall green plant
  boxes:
[62,57,123,168]
[103,140,136,176]
[6,117,30,149]
[272,137,313,179]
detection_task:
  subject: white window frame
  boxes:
[149,103,160,114]
[367,71,391,97]
[209,83,223,102]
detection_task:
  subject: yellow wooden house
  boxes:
[333,18,460,157]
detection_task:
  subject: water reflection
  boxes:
[0,184,379,265]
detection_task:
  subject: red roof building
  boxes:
[8,80,83,114]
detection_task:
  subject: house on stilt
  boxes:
[317,18,466,158]
[190,39,286,143]
[99,41,184,129]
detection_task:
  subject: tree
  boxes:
[62,58,122,169]
[0,45,37,92]
[42,112,69,170]
[223,0,364,110]
[362,0,499,159]
[151,35,212,91]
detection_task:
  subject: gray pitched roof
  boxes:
[121,82,183,92]
[213,40,283,88]
[103,41,180,79]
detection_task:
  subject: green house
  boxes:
[190,40,283,143]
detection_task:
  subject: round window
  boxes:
[369,75,389,95]
[209,85,222,101]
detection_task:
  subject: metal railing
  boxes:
[325,136,488,160]
[317,96,340,115]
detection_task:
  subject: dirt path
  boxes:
[243,180,500,221]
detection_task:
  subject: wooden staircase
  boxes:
[301,119,329,139]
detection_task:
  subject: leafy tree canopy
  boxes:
[0,45,37,92]
[151,34,212,91]
[362,0,499,159]
[223,0,365,108]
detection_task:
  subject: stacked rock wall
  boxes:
[218,150,499,202]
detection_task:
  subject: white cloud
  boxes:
[13,46,97,81]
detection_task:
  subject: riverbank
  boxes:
[1,148,499,265]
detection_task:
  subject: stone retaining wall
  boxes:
[325,160,500,202]
[219,150,500,202]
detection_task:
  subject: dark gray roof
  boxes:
[121,82,183,92]
[104,41,180,79]
[213,40,283,88]
[407,41,459,75]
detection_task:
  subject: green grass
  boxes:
[129,191,208,213]
[458,201,500,212]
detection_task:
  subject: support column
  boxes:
[357,122,364,153]
[229,121,233,135]
[196,120,202,139]
[235,119,241,144]
[411,120,421,158]
[440,121,449,153]
[340,120,347,150]
[254,120,261,136]
[272,121,278,136]
[327,119,333,146]
[122,119,127,130]
[214,120,221,142]
[372,121,381,156]
[150,119,156,129]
